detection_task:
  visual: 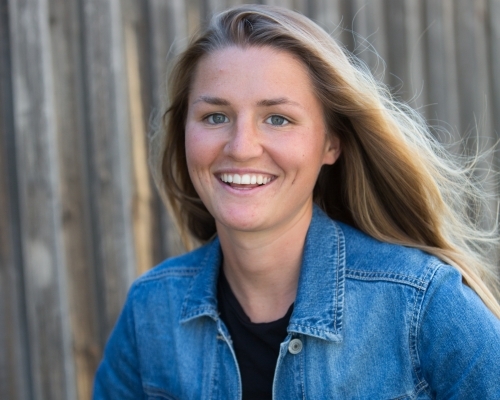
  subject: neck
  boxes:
[217,205,313,323]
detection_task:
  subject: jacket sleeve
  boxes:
[93,284,145,399]
[417,264,500,399]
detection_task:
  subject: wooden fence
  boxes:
[1,0,499,399]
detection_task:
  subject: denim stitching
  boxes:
[209,334,218,400]
[136,268,201,284]
[180,245,215,319]
[289,323,337,335]
[408,261,440,396]
[334,224,346,333]
[345,269,427,290]
[300,337,306,400]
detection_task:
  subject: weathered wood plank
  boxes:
[385,0,409,93]
[401,0,426,111]
[80,0,136,340]
[148,0,187,258]
[262,0,295,9]
[123,0,160,274]
[454,0,497,234]
[454,0,492,140]
[47,0,102,398]
[202,0,229,19]
[488,0,500,147]
[343,0,388,82]
[0,2,31,399]
[7,0,77,398]
[423,0,461,146]
[309,0,341,35]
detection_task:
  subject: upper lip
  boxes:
[214,168,276,176]
[214,169,277,179]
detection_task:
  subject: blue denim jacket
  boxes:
[94,207,500,399]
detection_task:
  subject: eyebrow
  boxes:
[192,96,303,108]
[256,97,301,108]
[192,96,230,106]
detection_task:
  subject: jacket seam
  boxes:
[135,268,201,285]
[345,269,428,290]
[409,262,442,396]
[334,224,345,333]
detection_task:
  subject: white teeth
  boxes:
[220,173,273,186]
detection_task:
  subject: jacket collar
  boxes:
[180,205,345,342]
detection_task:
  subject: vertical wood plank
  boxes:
[122,0,159,274]
[402,0,426,111]
[0,2,31,399]
[262,0,294,9]
[343,0,388,82]
[148,0,187,258]
[383,0,426,109]
[455,0,492,141]
[423,0,461,145]
[309,0,342,35]
[454,0,497,257]
[47,0,102,398]
[202,0,229,19]
[7,0,77,398]
[385,0,408,92]
[80,0,137,340]
[487,0,500,148]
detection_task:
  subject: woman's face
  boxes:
[185,46,340,234]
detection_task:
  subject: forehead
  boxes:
[189,46,317,101]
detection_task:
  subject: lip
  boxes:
[214,168,277,176]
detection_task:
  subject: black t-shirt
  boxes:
[217,269,294,400]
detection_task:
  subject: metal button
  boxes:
[288,338,303,354]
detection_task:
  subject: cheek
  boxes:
[184,127,221,185]
[274,132,329,171]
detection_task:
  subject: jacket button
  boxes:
[288,338,303,354]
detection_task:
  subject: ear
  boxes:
[322,134,341,166]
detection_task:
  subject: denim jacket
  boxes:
[94,206,500,399]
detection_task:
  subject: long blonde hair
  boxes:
[149,4,500,317]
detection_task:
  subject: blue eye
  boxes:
[206,113,228,124]
[266,115,289,126]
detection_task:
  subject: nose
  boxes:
[224,116,263,161]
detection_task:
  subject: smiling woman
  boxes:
[185,46,339,242]
[93,4,500,400]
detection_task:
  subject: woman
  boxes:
[94,4,500,399]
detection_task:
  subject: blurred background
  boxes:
[1,0,499,399]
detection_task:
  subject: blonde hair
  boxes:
[150,4,500,317]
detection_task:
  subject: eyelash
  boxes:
[265,115,290,126]
[205,113,229,124]
[204,113,290,126]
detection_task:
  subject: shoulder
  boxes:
[134,240,215,286]
[336,221,443,290]
[124,239,219,309]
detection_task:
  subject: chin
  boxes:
[214,208,268,233]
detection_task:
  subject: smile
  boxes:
[219,173,275,186]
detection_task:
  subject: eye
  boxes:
[266,115,289,126]
[206,113,229,124]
